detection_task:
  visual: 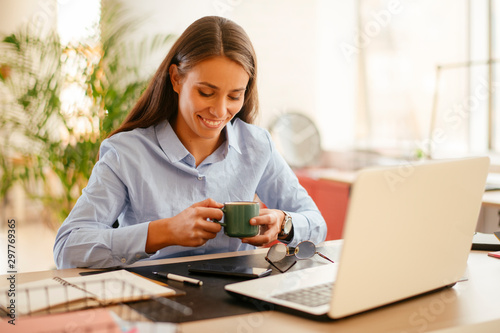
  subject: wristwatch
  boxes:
[278,211,293,240]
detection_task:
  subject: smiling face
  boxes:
[170,56,250,156]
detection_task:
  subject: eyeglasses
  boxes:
[265,241,334,273]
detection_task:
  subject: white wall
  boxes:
[0,0,58,35]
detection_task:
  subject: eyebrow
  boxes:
[197,81,246,92]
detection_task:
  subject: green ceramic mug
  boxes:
[214,201,260,237]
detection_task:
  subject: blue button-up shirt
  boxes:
[54,118,326,268]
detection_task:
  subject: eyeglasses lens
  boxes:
[266,241,333,273]
[267,243,287,262]
[294,241,316,260]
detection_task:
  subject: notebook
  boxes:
[0,269,176,316]
[225,157,490,319]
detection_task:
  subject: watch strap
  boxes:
[278,210,292,239]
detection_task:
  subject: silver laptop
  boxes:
[225,157,490,319]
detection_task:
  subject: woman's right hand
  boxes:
[145,198,224,253]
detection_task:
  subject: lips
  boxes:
[198,115,224,128]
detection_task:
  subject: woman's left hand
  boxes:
[241,208,284,246]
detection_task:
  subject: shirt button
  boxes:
[121,258,126,263]
[198,176,203,181]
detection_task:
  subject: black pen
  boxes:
[152,272,203,286]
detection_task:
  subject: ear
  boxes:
[169,64,181,93]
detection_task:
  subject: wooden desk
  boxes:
[2,241,500,332]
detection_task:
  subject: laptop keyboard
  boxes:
[273,282,333,307]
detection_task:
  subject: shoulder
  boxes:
[100,126,158,161]
[230,118,273,150]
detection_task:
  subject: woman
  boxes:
[54,16,326,269]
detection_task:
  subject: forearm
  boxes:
[145,218,175,253]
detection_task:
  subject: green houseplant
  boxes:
[0,0,174,226]
[0,28,65,224]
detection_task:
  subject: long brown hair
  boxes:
[109,16,259,137]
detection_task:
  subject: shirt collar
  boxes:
[155,120,242,164]
[155,121,190,164]
[225,120,242,155]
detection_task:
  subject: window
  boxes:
[358,0,499,159]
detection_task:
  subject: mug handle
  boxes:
[212,208,226,226]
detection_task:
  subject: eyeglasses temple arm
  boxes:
[265,257,297,273]
[266,257,285,273]
[317,252,335,263]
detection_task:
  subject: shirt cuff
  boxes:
[285,212,310,247]
[111,222,151,265]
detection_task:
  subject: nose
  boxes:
[210,97,227,118]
